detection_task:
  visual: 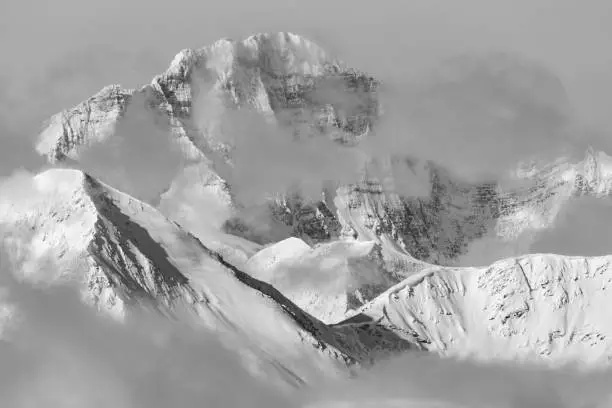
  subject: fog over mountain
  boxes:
[3,1,612,407]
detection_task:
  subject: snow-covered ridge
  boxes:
[341,251,612,366]
[246,237,423,323]
[0,168,413,388]
[37,85,134,162]
[35,32,357,163]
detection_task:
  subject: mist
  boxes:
[3,0,612,406]
[4,0,612,177]
[302,352,612,408]
[212,107,368,203]
[73,90,187,203]
[0,239,292,408]
[530,196,612,257]
[2,170,612,408]
[2,211,612,408]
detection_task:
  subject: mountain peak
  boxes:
[35,31,360,162]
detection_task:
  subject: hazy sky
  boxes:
[1,0,612,178]
[4,3,612,407]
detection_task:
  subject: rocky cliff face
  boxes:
[36,32,376,246]
[35,32,612,271]
[339,148,612,267]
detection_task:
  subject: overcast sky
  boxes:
[3,2,612,406]
[1,0,612,178]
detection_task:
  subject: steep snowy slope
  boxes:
[0,169,413,389]
[341,252,612,366]
[246,237,424,323]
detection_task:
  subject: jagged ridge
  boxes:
[341,251,612,367]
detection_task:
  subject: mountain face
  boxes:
[339,148,612,267]
[6,30,612,408]
[5,167,612,380]
[25,31,612,376]
[0,169,413,390]
[342,252,612,366]
[35,32,377,245]
[35,32,612,275]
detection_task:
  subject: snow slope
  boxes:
[246,237,423,323]
[343,252,612,366]
[0,169,413,389]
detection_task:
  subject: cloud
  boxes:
[302,352,612,408]
[4,3,612,404]
[0,234,292,408]
[359,51,579,186]
[530,196,612,257]
[72,90,187,203]
[3,0,612,188]
[210,107,368,203]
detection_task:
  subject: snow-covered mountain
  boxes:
[35,32,612,274]
[14,31,612,395]
[0,168,413,390]
[245,237,418,323]
[35,33,370,254]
